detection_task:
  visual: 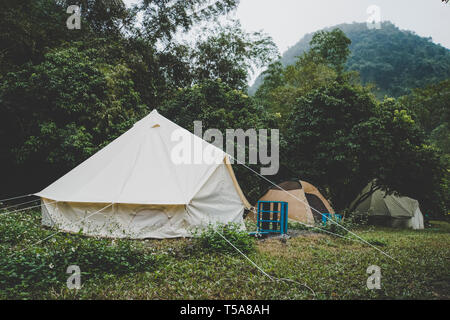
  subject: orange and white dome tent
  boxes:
[35,110,251,239]
[253,180,335,225]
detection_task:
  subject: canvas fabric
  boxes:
[37,110,249,239]
[254,180,334,225]
[352,182,425,230]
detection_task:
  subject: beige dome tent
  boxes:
[252,180,335,225]
[35,110,251,239]
[351,182,424,230]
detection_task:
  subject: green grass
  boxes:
[0,209,449,299]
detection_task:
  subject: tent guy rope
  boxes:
[212,225,316,297]
[13,203,114,256]
[0,200,59,217]
[0,198,40,211]
[0,193,34,203]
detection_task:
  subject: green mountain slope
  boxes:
[250,22,450,97]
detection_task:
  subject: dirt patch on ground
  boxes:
[255,230,327,258]
[288,229,324,238]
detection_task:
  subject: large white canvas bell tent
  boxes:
[35,110,251,239]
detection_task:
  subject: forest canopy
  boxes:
[250,22,450,98]
[255,29,449,216]
[0,1,448,218]
[0,0,277,196]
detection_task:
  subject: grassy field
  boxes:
[0,209,449,300]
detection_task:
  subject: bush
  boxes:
[364,237,388,247]
[0,236,160,299]
[288,220,312,231]
[317,215,355,237]
[193,223,255,255]
[244,218,257,232]
[345,210,370,227]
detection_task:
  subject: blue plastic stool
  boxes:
[249,201,288,236]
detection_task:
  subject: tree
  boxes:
[309,28,351,75]
[283,82,447,217]
[0,44,146,195]
[399,80,450,155]
[399,81,450,213]
[353,98,447,217]
[255,29,352,125]
[283,82,377,210]
[400,80,450,134]
[60,0,131,35]
[136,0,239,44]
[0,0,70,73]
[189,22,278,90]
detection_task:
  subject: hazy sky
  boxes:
[124,0,450,51]
[124,0,450,83]
[232,0,450,53]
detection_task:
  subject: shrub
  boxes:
[193,223,255,255]
[317,215,354,237]
[288,220,312,231]
[363,237,388,247]
[0,236,160,299]
[244,218,257,232]
[345,209,370,227]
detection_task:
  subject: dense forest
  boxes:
[250,22,450,98]
[0,1,448,218]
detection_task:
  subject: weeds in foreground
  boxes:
[0,210,449,300]
[192,223,255,255]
